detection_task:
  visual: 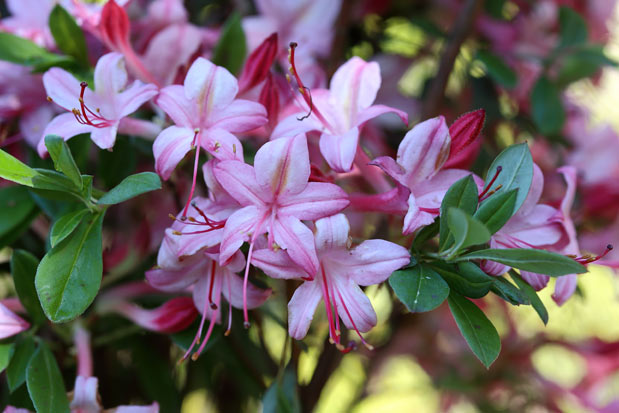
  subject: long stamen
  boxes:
[193,272,224,360]
[571,244,613,264]
[334,289,374,351]
[207,260,218,310]
[182,129,202,219]
[320,266,339,344]
[287,42,331,128]
[479,166,502,201]
[242,240,256,328]
[225,276,233,336]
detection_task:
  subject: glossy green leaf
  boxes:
[431,262,493,299]
[0,33,71,68]
[0,186,37,240]
[439,175,478,251]
[0,148,37,187]
[263,366,301,413]
[212,12,247,75]
[557,45,617,86]
[7,337,36,392]
[36,212,104,322]
[0,343,13,374]
[98,172,161,205]
[413,219,439,250]
[448,292,501,368]
[26,343,70,413]
[477,50,517,88]
[50,209,90,247]
[511,272,549,325]
[474,189,518,234]
[389,264,450,313]
[44,135,82,190]
[531,76,565,135]
[49,5,88,67]
[446,208,491,255]
[490,277,529,305]
[10,250,46,325]
[455,248,586,276]
[558,6,587,48]
[484,143,533,214]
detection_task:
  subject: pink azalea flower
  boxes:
[274,52,408,172]
[372,116,483,234]
[214,134,349,325]
[0,0,56,47]
[0,302,29,340]
[39,52,159,156]
[153,57,267,216]
[252,214,409,350]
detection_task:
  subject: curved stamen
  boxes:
[571,244,613,264]
[320,265,339,345]
[181,129,202,219]
[335,288,374,351]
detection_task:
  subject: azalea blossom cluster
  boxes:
[1,0,618,411]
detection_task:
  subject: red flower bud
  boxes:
[259,72,280,131]
[444,109,485,169]
[99,0,131,52]
[111,297,198,334]
[238,33,278,93]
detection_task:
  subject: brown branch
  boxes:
[421,0,482,119]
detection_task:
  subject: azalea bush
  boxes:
[0,0,618,412]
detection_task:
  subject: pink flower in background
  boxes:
[275,54,408,172]
[252,214,409,349]
[0,0,56,47]
[214,134,349,325]
[372,116,482,234]
[0,302,29,340]
[40,52,159,155]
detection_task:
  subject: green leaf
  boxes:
[490,277,529,305]
[0,148,37,187]
[98,172,161,205]
[49,5,89,67]
[36,212,104,322]
[0,33,71,68]
[557,45,617,86]
[10,250,46,325]
[477,50,517,88]
[484,143,533,214]
[412,218,439,250]
[558,6,588,48]
[455,248,586,276]
[511,272,549,325]
[0,186,37,240]
[44,135,82,190]
[7,337,36,392]
[431,262,493,299]
[0,343,13,374]
[50,209,90,247]
[474,189,518,234]
[447,292,501,368]
[26,343,70,413]
[263,366,301,413]
[31,169,81,194]
[531,76,565,135]
[446,208,491,255]
[389,264,450,313]
[439,175,479,251]
[212,12,247,75]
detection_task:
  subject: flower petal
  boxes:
[117,80,158,118]
[402,193,435,235]
[272,215,319,278]
[287,280,323,340]
[214,160,268,206]
[318,127,359,173]
[315,214,350,251]
[184,57,238,116]
[156,84,198,127]
[278,182,349,221]
[345,239,410,286]
[251,248,303,279]
[145,261,202,292]
[219,205,265,265]
[520,271,550,291]
[152,125,195,180]
[90,123,119,149]
[44,67,95,113]
[332,276,377,333]
[255,134,310,197]
[94,52,128,96]
[200,128,244,162]
[552,274,577,306]
[222,268,271,309]
[330,57,380,117]
[356,104,409,127]
[37,112,92,156]
[208,99,267,133]
[396,116,451,188]
[0,302,29,340]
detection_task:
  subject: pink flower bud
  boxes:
[0,302,29,340]
[112,297,198,334]
[444,109,485,169]
[238,33,278,93]
[259,72,280,131]
[99,0,131,52]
